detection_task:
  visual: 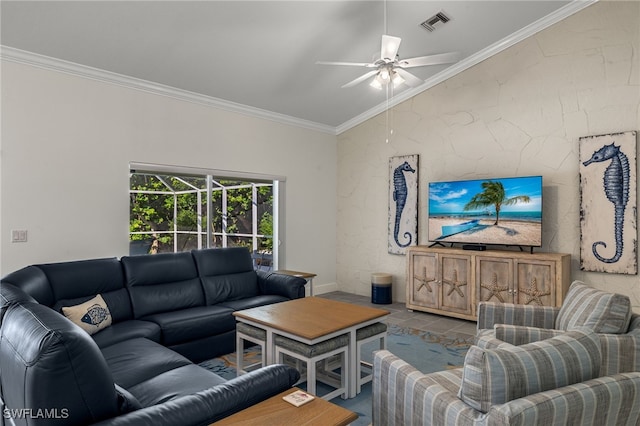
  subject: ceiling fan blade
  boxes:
[398,52,461,68]
[394,68,425,88]
[316,61,374,67]
[381,35,401,61]
[341,70,379,88]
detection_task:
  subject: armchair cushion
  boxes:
[556,280,632,333]
[459,328,601,413]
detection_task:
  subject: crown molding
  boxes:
[336,0,598,135]
[0,0,596,138]
[0,46,337,135]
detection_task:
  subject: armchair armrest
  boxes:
[474,326,563,349]
[373,350,482,425]
[478,322,640,375]
[490,372,640,425]
[492,324,564,346]
[630,313,640,332]
[598,329,640,375]
[477,302,559,331]
[91,364,300,426]
[256,270,306,299]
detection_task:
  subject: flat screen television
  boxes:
[428,176,542,247]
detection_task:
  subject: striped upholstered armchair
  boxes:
[476,280,640,375]
[372,281,640,425]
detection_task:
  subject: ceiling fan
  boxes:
[317,35,460,89]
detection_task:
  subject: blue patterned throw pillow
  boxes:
[62,294,112,335]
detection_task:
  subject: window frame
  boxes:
[129,162,285,268]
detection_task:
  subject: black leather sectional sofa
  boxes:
[0,247,306,426]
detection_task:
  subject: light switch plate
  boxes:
[11,230,28,243]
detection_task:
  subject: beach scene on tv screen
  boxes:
[428,176,542,246]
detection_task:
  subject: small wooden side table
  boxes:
[274,270,317,296]
[210,387,357,426]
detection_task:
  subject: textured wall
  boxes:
[337,1,640,311]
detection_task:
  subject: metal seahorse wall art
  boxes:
[583,143,630,263]
[393,161,416,248]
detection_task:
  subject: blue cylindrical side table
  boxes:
[371,273,392,304]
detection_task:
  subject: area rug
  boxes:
[199,323,473,425]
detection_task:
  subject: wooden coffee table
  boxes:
[233,297,389,398]
[211,387,357,425]
[213,388,358,426]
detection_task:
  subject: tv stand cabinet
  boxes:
[406,246,571,321]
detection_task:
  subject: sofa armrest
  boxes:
[373,350,482,425]
[90,364,300,426]
[477,302,559,331]
[256,271,306,299]
[489,372,640,425]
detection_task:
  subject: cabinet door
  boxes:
[409,253,439,309]
[476,256,513,304]
[439,254,472,315]
[514,260,556,307]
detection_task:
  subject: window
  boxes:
[129,163,282,270]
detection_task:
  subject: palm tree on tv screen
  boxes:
[463,180,530,225]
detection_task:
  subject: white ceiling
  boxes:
[1,1,593,133]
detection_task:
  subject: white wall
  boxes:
[0,61,338,290]
[337,1,640,311]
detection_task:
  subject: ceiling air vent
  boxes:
[420,11,451,32]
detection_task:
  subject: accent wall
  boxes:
[337,0,640,311]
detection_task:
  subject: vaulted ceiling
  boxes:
[1,1,594,133]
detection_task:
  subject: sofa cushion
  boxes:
[202,272,261,305]
[459,328,602,413]
[39,257,132,311]
[218,294,288,311]
[0,302,119,425]
[556,280,632,333]
[167,331,236,363]
[122,252,205,318]
[192,248,260,305]
[128,364,226,407]
[101,337,193,389]
[142,305,236,345]
[192,247,255,276]
[62,294,113,335]
[115,383,143,413]
[92,320,162,348]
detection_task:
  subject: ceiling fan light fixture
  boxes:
[370,77,383,90]
[318,30,458,90]
[392,71,404,87]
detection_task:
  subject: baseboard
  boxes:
[310,282,338,296]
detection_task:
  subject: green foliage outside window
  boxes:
[130,173,273,254]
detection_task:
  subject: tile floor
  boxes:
[318,291,478,339]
